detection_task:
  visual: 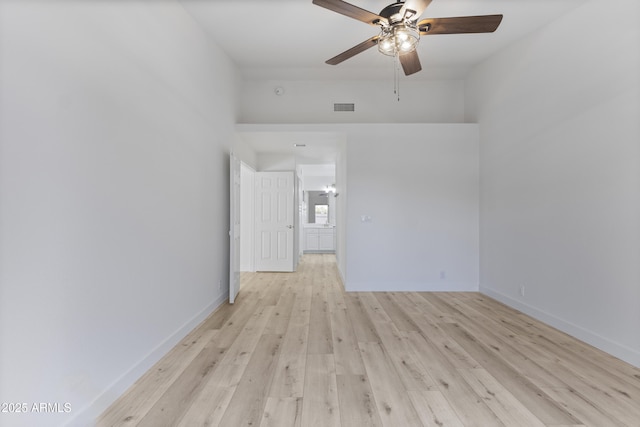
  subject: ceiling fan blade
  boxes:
[400,0,433,20]
[399,50,422,75]
[418,15,503,35]
[326,36,379,65]
[312,0,388,26]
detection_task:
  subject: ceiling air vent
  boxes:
[334,103,355,112]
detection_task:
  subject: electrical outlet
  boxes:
[218,280,222,291]
[439,270,446,280]
[520,286,525,297]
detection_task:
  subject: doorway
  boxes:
[230,129,345,303]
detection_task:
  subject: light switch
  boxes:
[360,215,372,223]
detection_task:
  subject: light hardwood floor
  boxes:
[98,254,640,426]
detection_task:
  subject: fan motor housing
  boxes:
[379,3,407,23]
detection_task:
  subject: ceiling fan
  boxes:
[312,0,503,76]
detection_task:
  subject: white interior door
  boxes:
[255,171,295,272]
[229,153,241,303]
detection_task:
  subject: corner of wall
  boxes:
[67,295,227,426]
[480,286,640,368]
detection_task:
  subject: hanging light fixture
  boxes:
[376,14,420,101]
[377,21,420,57]
[324,183,338,197]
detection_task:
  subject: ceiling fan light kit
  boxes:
[378,22,420,57]
[312,0,503,98]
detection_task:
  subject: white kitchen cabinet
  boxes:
[305,228,320,251]
[318,229,334,251]
[304,226,335,253]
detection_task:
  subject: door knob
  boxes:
[286,225,294,229]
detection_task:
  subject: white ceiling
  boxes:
[180,0,586,80]
[183,0,585,162]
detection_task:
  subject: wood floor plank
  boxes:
[373,320,438,391]
[344,293,381,343]
[217,333,283,427]
[98,255,640,427]
[209,294,262,349]
[412,292,457,323]
[533,358,640,426]
[358,341,422,427]
[290,283,313,320]
[374,292,420,332]
[359,293,393,324]
[264,288,296,335]
[175,307,276,425]
[440,322,580,425]
[418,292,466,320]
[307,286,333,354]
[524,334,640,421]
[438,300,566,388]
[330,307,366,375]
[96,329,217,426]
[219,305,274,366]
[405,331,505,427]
[257,273,285,306]
[268,280,313,398]
[449,294,640,425]
[464,293,640,402]
[301,354,341,427]
[540,386,628,427]
[175,385,236,427]
[407,390,464,427]
[327,278,347,311]
[336,375,383,427]
[135,340,228,427]
[260,397,303,427]
[473,294,640,393]
[411,313,480,371]
[457,369,546,427]
[268,320,309,398]
[388,292,423,316]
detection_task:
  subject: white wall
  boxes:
[229,123,478,292]
[345,124,480,291]
[239,79,465,124]
[466,0,640,367]
[0,2,239,426]
[303,175,335,192]
[232,134,258,170]
[256,153,297,171]
[335,140,348,283]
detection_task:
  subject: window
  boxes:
[315,205,328,224]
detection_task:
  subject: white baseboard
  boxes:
[480,286,640,368]
[337,265,346,288]
[63,292,229,427]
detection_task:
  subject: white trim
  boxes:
[240,161,256,272]
[337,265,347,290]
[480,286,640,368]
[64,293,228,427]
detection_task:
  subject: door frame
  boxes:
[229,153,241,304]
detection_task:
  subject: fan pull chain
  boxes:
[393,54,401,101]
